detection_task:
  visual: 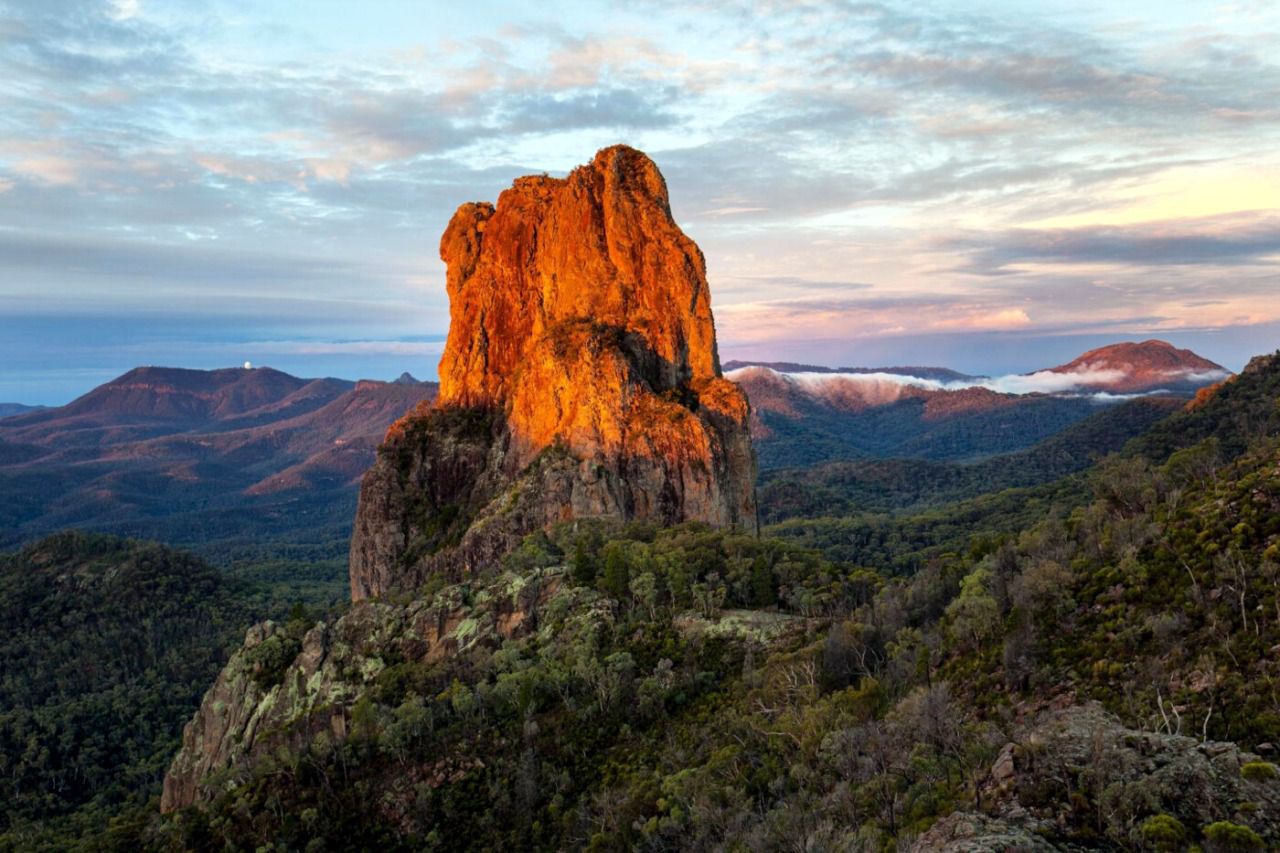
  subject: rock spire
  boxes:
[349,145,757,600]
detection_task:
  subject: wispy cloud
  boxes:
[245,339,446,357]
[947,212,1280,274]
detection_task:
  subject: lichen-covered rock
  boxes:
[911,702,1280,851]
[350,145,756,600]
[161,570,563,811]
[907,812,1057,852]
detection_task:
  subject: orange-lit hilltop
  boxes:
[1045,339,1227,393]
[350,146,757,601]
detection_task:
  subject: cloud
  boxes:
[716,292,1042,344]
[948,212,1280,274]
[727,362,1228,402]
[245,339,447,357]
[0,230,389,287]
[726,365,1124,396]
[499,87,679,133]
[930,307,1031,331]
[108,0,139,22]
[979,367,1128,395]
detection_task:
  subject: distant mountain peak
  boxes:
[1045,339,1228,393]
[392,372,421,385]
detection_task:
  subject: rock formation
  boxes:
[161,568,562,812]
[909,703,1280,851]
[161,145,757,812]
[349,145,756,600]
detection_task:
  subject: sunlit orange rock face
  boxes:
[349,146,757,600]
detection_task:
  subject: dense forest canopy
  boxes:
[0,533,333,850]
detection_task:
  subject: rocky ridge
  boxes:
[349,145,756,600]
[161,565,565,811]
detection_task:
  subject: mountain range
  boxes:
[0,403,45,419]
[0,366,436,555]
[0,341,1228,551]
[729,339,1228,468]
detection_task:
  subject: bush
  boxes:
[245,629,303,690]
[1240,761,1278,782]
[1203,820,1264,851]
[1139,814,1186,851]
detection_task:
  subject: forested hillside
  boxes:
[758,396,1181,523]
[0,534,332,850]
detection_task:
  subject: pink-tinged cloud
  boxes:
[929,307,1032,331]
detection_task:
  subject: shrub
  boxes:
[1139,814,1186,851]
[244,630,303,691]
[1240,761,1279,782]
[1203,820,1264,851]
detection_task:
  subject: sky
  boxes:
[1,0,1278,404]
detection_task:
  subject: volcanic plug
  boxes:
[349,145,757,600]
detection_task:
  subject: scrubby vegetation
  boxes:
[151,352,1280,850]
[163,521,999,851]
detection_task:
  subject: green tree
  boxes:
[750,556,776,607]
[945,566,1001,652]
[600,542,630,599]
[572,538,598,585]
[630,571,660,620]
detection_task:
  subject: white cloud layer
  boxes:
[726,363,1231,402]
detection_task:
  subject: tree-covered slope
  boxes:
[765,353,1280,573]
[752,392,1103,470]
[758,396,1181,523]
[0,533,323,849]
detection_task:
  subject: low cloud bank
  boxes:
[726,364,1230,401]
[983,367,1128,395]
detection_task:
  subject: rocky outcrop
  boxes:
[350,145,756,600]
[162,568,563,811]
[163,147,757,810]
[910,703,1280,851]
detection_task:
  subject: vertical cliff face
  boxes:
[349,145,756,600]
[438,146,719,408]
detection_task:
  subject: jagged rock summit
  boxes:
[349,145,757,600]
